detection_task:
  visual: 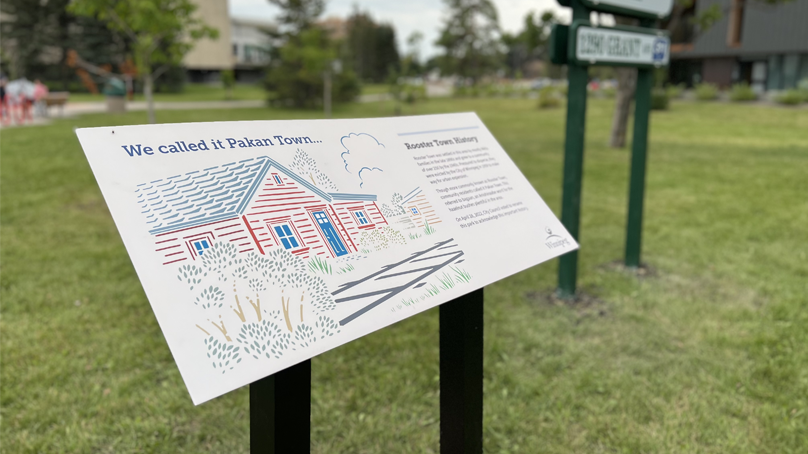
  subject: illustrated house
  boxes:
[138,156,388,265]
[399,187,441,228]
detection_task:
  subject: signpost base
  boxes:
[250,359,311,453]
[249,289,485,454]
[440,288,484,454]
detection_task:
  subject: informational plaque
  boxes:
[571,22,670,67]
[76,113,577,404]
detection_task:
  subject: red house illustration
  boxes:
[137,156,388,266]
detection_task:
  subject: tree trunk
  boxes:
[609,67,638,148]
[608,16,640,148]
[144,73,156,124]
[323,70,332,119]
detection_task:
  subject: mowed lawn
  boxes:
[2,98,807,453]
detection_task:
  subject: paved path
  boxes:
[332,238,465,325]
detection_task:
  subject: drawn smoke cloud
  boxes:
[340,133,386,189]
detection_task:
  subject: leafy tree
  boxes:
[264,0,360,108]
[69,0,218,124]
[344,10,399,82]
[435,0,502,84]
[0,0,123,87]
[502,10,557,78]
[401,31,425,77]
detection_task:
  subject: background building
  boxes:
[183,0,234,82]
[669,0,808,91]
[231,17,274,82]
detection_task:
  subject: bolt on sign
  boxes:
[75,113,577,404]
[571,22,670,67]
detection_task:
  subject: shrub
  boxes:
[666,84,684,99]
[695,83,719,101]
[775,90,804,106]
[650,88,669,110]
[729,82,757,102]
[537,86,561,109]
[453,85,467,98]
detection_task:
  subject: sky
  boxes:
[229,0,572,59]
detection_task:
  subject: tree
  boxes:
[501,10,557,78]
[264,0,360,108]
[344,10,399,83]
[69,0,218,124]
[0,0,124,87]
[436,0,502,84]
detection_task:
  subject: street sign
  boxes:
[569,21,670,68]
[557,0,674,19]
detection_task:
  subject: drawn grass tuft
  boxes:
[423,219,436,235]
[307,255,332,275]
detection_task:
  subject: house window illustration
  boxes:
[353,210,369,225]
[272,174,284,185]
[193,239,210,256]
[410,206,420,215]
[273,224,300,250]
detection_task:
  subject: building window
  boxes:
[353,210,369,225]
[193,239,211,256]
[410,206,419,215]
[272,174,284,185]
[232,43,238,56]
[274,224,300,250]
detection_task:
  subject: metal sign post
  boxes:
[552,0,670,296]
[250,289,485,453]
[556,0,591,299]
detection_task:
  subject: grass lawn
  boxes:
[2,98,807,453]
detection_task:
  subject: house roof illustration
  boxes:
[137,156,376,235]
[400,187,422,206]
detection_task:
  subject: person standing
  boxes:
[0,76,8,124]
[33,79,49,117]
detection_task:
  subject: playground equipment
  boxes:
[66,50,136,111]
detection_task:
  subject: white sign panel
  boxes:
[583,0,674,18]
[576,26,670,66]
[75,113,577,405]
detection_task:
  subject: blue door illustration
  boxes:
[313,210,348,257]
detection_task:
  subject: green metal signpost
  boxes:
[551,0,671,297]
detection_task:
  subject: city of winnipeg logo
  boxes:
[544,227,571,249]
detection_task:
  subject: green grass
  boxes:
[2,97,808,452]
[307,255,332,275]
[66,82,266,103]
[360,83,390,96]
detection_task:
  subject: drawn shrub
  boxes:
[248,278,265,293]
[195,285,225,309]
[290,148,338,191]
[294,323,317,349]
[315,316,340,339]
[380,192,406,217]
[237,319,283,359]
[270,331,294,358]
[177,264,206,290]
[201,242,241,281]
[204,336,242,373]
[358,226,407,252]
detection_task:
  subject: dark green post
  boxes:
[557,0,590,298]
[624,21,656,269]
